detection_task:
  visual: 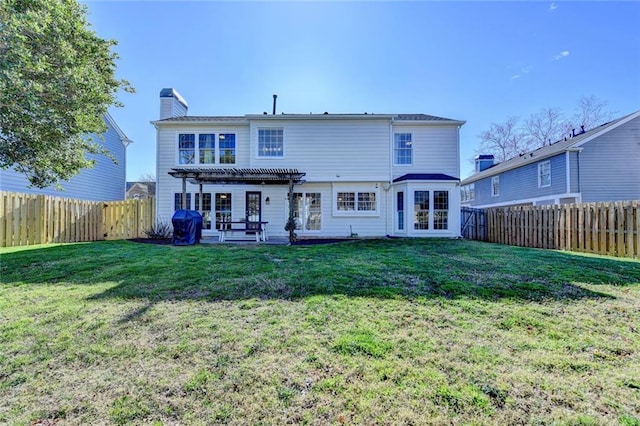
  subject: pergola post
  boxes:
[181,177,187,209]
[198,183,203,213]
[286,178,296,244]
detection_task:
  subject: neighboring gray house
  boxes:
[461,110,640,208]
[0,113,132,201]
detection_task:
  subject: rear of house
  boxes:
[154,89,465,239]
[461,110,640,208]
[0,113,131,201]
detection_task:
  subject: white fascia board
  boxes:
[104,112,133,147]
[245,114,395,121]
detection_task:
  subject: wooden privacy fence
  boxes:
[483,201,639,258]
[0,191,155,247]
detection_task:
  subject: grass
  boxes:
[0,238,639,425]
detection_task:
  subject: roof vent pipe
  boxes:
[272,94,277,115]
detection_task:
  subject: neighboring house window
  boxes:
[394,133,412,165]
[397,191,404,231]
[292,192,322,231]
[414,191,429,230]
[215,193,232,230]
[174,193,192,210]
[538,161,551,188]
[178,134,195,164]
[433,191,449,230]
[199,134,215,164]
[491,176,500,197]
[461,184,475,202]
[336,191,377,213]
[219,134,236,164]
[195,193,212,230]
[258,128,284,157]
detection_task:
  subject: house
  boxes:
[461,110,640,208]
[126,181,156,200]
[0,113,132,201]
[153,88,465,239]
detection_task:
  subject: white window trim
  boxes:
[175,132,237,166]
[256,127,285,159]
[393,132,413,166]
[410,188,451,233]
[332,187,380,217]
[538,160,551,188]
[491,175,500,197]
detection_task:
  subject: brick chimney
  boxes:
[159,88,188,120]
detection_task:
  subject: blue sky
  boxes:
[84,1,640,180]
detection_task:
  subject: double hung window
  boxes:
[491,176,500,197]
[174,193,192,210]
[258,129,284,157]
[538,161,551,187]
[394,133,412,165]
[178,134,195,164]
[414,191,429,230]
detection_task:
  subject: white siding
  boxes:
[249,119,391,181]
[391,125,460,179]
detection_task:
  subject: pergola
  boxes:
[168,168,306,242]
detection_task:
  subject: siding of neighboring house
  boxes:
[470,153,567,207]
[0,114,128,201]
[569,151,580,193]
[579,118,640,202]
[391,125,459,179]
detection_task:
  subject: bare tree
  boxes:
[138,172,156,182]
[523,107,566,147]
[572,95,614,132]
[477,116,532,162]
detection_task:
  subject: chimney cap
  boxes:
[159,88,188,108]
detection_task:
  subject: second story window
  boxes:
[219,134,236,164]
[258,128,284,157]
[199,134,215,164]
[461,183,475,202]
[177,133,236,165]
[178,134,195,164]
[491,176,500,197]
[394,133,412,165]
[538,160,551,188]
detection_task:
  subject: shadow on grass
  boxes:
[1,239,638,304]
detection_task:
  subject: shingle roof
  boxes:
[461,110,640,185]
[154,113,462,124]
[393,173,459,182]
[395,114,455,121]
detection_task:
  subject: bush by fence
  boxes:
[470,201,639,259]
[0,191,155,247]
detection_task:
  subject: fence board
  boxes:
[467,201,640,259]
[0,192,155,247]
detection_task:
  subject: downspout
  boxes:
[388,117,394,236]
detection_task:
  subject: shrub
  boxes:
[144,218,172,239]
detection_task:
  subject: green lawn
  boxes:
[1,239,639,425]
